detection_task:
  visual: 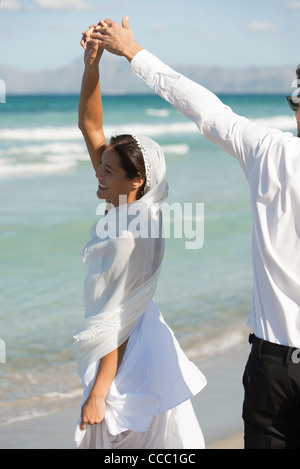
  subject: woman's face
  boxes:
[95,146,140,207]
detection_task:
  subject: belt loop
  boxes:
[284,347,293,365]
[257,339,264,358]
[249,333,264,358]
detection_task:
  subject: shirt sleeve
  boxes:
[130,49,287,180]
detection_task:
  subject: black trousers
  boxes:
[242,334,300,449]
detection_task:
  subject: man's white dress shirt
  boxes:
[131,49,300,348]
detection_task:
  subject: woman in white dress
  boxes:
[73,28,207,450]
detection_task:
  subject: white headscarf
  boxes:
[73,135,168,376]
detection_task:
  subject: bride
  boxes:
[73,28,207,449]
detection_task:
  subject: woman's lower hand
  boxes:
[80,393,107,431]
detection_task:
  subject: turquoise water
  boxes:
[0,93,297,426]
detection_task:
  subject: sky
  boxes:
[0,0,300,71]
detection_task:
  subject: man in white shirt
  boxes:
[86,17,300,449]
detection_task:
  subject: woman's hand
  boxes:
[81,25,104,69]
[80,25,96,50]
[80,392,107,431]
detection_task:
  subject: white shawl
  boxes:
[73,135,168,376]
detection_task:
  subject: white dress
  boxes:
[75,301,207,449]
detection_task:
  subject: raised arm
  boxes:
[78,29,108,172]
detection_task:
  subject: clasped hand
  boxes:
[80,17,136,59]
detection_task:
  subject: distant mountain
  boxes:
[0,53,296,95]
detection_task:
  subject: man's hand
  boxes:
[91,17,143,62]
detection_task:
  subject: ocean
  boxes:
[0,92,297,428]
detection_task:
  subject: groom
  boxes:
[84,17,300,450]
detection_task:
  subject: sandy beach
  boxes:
[0,404,244,450]
[207,433,243,450]
[0,343,248,450]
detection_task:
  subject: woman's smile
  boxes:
[98,181,108,190]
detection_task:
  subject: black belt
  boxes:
[249,333,298,362]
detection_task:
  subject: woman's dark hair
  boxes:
[110,134,146,199]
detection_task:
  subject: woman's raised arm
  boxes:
[78,29,108,172]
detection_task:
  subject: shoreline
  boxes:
[0,343,249,450]
[0,414,244,450]
[0,405,244,450]
[191,341,248,448]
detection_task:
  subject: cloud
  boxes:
[285,2,300,11]
[0,0,23,10]
[32,0,93,10]
[243,21,278,33]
